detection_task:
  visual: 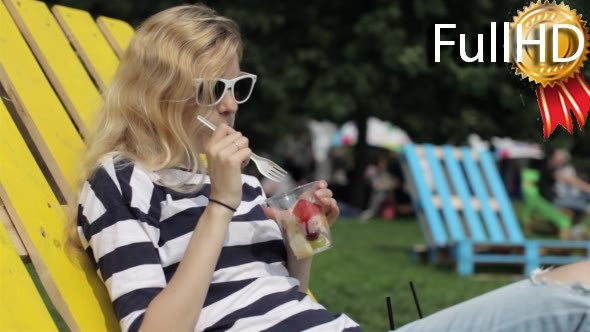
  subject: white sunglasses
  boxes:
[194,73,257,106]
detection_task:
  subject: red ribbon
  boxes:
[536,73,590,139]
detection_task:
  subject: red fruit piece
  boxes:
[306,231,320,241]
[292,199,322,223]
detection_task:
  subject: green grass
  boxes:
[310,219,518,332]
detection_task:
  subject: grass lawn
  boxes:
[311,218,519,332]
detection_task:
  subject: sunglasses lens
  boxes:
[213,80,226,101]
[233,77,254,102]
[196,80,226,105]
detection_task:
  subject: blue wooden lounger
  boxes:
[400,144,590,275]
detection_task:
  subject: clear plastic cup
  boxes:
[265,181,332,260]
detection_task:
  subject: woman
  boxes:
[73,4,361,331]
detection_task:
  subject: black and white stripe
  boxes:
[78,156,362,331]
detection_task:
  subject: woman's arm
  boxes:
[536,260,590,286]
[554,171,590,192]
[286,248,313,293]
[140,124,252,331]
[140,204,233,332]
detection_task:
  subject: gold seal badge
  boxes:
[510,1,590,87]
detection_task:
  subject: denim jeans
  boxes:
[395,269,590,332]
[553,192,590,214]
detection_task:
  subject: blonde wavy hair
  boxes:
[67,4,243,249]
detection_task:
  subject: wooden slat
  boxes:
[425,145,465,242]
[96,15,134,58]
[403,144,448,246]
[532,239,590,268]
[52,5,119,90]
[441,145,487,241]
[400,155,436,246]
[0,213,57,331]
[0,87,118,331]
[0,203,27,258]
[460,147,506,242]
[0,2,84,202]
[5,0,102,137]
[479,149,525,242]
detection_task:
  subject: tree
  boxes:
[48,0,590,202]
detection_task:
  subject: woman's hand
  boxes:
[264,180,340,227]
[205,124,252,209]
[263,180,338,292]
[312,180,339,226]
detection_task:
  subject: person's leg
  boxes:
[554,195,588,215]
[580,191,590,204]
[553,196,588,239]
[397,261,590,332]
[393,187,414,217]
[575,193,590,238]
[360,190,386,220]
[537,260,590,286]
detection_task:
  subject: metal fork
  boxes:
[197,115,288,182]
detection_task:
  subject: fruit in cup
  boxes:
[289,233,314,258]
[287,198,330,258]
[303,214,323,240]
[292,199,323,223]
[306,231,319,241]
[309,235,328,249]
[293,200,324,236]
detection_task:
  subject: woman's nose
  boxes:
[217,89,238,114]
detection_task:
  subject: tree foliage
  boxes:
[48,0,590,159]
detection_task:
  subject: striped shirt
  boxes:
[77,156,362,331]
